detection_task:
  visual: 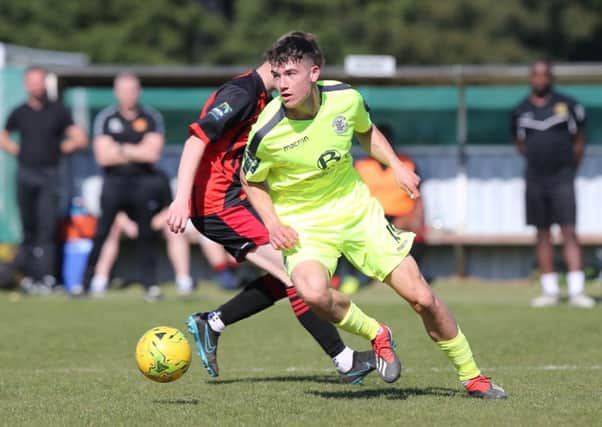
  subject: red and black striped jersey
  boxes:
[188,70,269,216]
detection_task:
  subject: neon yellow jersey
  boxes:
[243,81,372,216]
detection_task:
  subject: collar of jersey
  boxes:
[281,85,326,121]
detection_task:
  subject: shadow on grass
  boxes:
[306,387,460,400]
[207,375,342,385]
[558,295,602,304]
[207,376,462,400]
[151,398,200,405]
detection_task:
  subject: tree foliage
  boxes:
[0,0,601,65]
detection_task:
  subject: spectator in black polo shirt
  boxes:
[0,66,87,293]
[82,72,168,301]
[512,59,595,308]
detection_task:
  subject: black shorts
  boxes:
[525,178,576,228]
[154,170,173,210]
[190,203,269,262]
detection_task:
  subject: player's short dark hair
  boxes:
[531,58,553,76]
[114,71,140,86]
[266,31,325,67]
[25,65,47,75]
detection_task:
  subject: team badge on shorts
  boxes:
[332,115,348,135]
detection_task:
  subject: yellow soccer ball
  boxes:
[135,326,191,383]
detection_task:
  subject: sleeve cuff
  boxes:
[188,123,211,144]
[357,122,373,134]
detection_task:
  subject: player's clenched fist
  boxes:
[166,198,189,233]
[393,162,421,200]
[267,222,298,250]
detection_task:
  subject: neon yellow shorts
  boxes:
[280,182,414,281]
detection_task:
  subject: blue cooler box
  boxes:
[62,238,92,294]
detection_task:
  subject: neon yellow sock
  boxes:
[334,302,380,341]
[436,328,481,382]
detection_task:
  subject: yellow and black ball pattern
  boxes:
[135,326,191,383]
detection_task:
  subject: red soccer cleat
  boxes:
[371,323,402,383]
[464,375,507,399]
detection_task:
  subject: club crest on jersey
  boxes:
[554,102,568,116]
[332,115,348,135]
[108,117,124,133]
[132,117,148,133]
[208,102,233,121]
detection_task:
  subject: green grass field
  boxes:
[1,280,601,426]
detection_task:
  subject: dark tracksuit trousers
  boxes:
[82,172,167,290]
[13,165,59,282]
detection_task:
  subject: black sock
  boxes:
[286,287,346,358]
[217,275,287,325]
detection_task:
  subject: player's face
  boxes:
[114,77,141,110]
[271,57,320,109]
[24,69,47,99]
[530,62,552,97]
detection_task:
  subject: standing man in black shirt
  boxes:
[512,59,595,308]
[0,66,87,293]
[82,72,168,301]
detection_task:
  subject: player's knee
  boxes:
[561,229,578,245]
[536,229,551,244]
[410,287,437,314]
[298,285,330,308]
[293,278,330,310]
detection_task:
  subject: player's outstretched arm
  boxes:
[241,173,298,250]
[167,135,206,234]
[356,125,421,199]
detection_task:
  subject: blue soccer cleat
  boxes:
[187,312,220,377]
[338,350,377,384]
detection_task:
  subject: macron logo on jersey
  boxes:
[283,135,309,152]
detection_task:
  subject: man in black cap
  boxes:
[511,59,594,308]
[0,66,87,293]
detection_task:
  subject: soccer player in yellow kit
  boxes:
[241,32,506,398]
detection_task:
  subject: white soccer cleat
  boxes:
[568,294,596,309]
[531,294,559,308]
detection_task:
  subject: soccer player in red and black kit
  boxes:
[167,46,375,383]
